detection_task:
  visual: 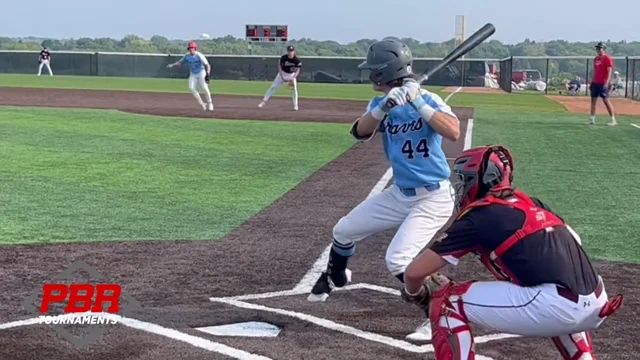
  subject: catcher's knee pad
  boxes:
[429,281,476,360]
[552,332,595,360]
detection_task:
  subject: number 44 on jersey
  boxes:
[401,138,430,159]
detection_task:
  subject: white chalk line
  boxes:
[630,123,640,129]
[444,86,463,103]
[0,312,271,360]
[292,167,394,293]
[212,297,430,353]
[210,295,518,354]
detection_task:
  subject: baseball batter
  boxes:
[37,47,53,76]
[307,38,460,340]
[166,41,214,111]
[400,145,623,359]
[258,45,301,111]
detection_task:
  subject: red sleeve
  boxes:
[429,214,480,265]
[606,56,613,67]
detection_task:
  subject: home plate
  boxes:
[195,321,281,337]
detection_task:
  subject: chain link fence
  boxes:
[496,56,638,99]
[627,57,640,100]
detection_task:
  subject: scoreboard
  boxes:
[245,25,288,42]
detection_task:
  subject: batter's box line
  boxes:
[209,282,397,301]
[0,312,272,360]
[209,283,519,355]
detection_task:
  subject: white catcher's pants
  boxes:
[189,71,212,106]
[37,60,53,76]
[333,181,454,275]
[263,72,298,107]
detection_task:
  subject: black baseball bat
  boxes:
[418,23,496,84]
[385,23,495,108]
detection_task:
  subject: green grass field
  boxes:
[0,106,353,243]
[1,74,639,263]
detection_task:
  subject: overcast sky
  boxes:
[1,0,637,44]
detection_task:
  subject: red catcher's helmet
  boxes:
[188,41,197,50]
[452,145,514,209]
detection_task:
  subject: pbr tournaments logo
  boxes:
[20,260,142,347]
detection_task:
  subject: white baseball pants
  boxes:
[189,72,212,107]
[37,60,53,76]
[439,278,611,359]
[262,73,298,108]
[333,181,454,275]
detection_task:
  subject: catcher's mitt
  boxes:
[400,273,451,310]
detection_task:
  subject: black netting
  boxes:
[0,51,95,75]
[498,57,512,93]
[0,51,491,86]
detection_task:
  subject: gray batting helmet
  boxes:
[358,38,413,85]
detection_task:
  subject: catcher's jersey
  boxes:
[430,196,599,295]
[364,89,453,189]
[179,51,209,75]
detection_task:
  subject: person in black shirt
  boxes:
[38,47,53,76]
[399,145,623,360]
[258,45,302,110]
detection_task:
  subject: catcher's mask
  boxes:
[452,145,514,209]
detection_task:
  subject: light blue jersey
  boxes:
[179,51,209,75]
[364,90,455,190]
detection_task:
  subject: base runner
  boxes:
[167,41,214,111]
[37,47,53,76]
[258,45,301,111]
[306,38,460,341]
[400,145,623,359]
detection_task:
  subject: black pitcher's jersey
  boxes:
[40,50,50,60]
[280,55,301,73]
[430,197,598,295]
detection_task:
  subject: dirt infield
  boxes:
[547,95,640,116]
[0,87,634,360]
[442,86,505,94]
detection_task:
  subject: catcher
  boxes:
[401,145,623,359]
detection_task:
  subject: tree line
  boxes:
[2,35,640,59]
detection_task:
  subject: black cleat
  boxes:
[307,269,351,302]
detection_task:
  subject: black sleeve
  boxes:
[279,55,286,66]
[429,213,481,265]
[530,197,565,222]
[295,57,302,67]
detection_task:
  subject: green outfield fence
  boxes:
[498,55,640,101]
[0,50,493,86]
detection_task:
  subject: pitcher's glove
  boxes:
[400,273,451,310]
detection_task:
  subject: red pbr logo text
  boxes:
[40,283,122,313]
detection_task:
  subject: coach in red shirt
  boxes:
[588,42,616,126]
